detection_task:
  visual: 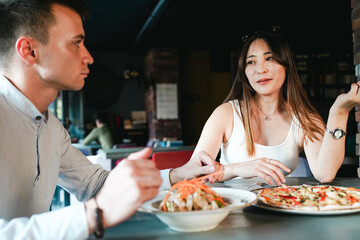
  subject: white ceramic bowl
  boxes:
[138,187,257,232]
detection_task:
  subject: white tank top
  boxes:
[220,100,300,173]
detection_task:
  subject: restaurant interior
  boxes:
[42,1,360,238]
[50,0,358,203]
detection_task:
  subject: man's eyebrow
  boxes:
[73,34,85,40]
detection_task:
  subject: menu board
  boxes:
[156,83,178,119]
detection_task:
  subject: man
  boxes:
[82,112,114,150]
[0,0,221,239]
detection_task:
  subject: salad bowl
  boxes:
[138,187,257,232]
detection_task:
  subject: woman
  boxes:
[192,27,360,185]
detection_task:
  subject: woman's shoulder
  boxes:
[204,102,235,128]
[213,101,235,117]
[208,101,240,131]
[219,100,245,143]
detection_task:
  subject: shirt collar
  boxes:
[0,74,48,123]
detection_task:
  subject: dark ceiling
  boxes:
[83,0,353,54]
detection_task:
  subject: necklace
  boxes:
[255,101,283,121]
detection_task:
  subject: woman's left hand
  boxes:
[331,82,360,114]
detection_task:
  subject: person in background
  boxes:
[0,0,220,239]
[82,112,115,149]
[191,26,360,185]
[64,117,82,143]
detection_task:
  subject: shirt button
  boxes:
[35,116,42,121]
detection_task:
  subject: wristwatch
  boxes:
[325,128,347,140]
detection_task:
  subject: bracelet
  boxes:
[94,197,105,238]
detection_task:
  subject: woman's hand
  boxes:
[169,151,224,185]
[224,158,291,185]
[331,83,360,115]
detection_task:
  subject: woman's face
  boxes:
[244,39,286,97]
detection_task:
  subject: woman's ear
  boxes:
[15,36,37,65]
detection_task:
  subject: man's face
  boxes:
[35,4,93,91]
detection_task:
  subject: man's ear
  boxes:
[15,36,38,65]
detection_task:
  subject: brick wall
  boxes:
[352,0,360,176]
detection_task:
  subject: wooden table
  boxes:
[88,177,360,240]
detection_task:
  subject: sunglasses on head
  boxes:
[241,26,284,43]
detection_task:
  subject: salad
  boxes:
[159,172,227,212]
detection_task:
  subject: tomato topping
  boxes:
[292,201,301,206]
[281,195,297,200]
[346,195,359,204]
[319,192,327,201]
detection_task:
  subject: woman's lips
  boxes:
[256,78,271,85]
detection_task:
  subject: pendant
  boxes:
[265,116,271,121]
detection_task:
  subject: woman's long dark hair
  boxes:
[225,28,325,156]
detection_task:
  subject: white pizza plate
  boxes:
[253,185,360,216]
[138,187,257,232]
[253,202,360,215]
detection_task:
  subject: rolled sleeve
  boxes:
[0,203,89,240]
[160,169,172,190]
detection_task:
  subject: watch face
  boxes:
[333,129,344,139]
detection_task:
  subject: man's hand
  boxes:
[85,147,162,233]
[169,151,223,185]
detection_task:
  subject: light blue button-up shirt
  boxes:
[0,74,109,239]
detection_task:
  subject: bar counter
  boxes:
[88,177,360,240]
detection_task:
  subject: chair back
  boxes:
[152,150,193,170]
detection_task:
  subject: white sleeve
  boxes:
[0,203,89,240]
[160,169,172,190]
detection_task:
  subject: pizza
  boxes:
[257,184,360,211]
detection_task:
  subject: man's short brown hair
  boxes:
[0,0,89,68]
